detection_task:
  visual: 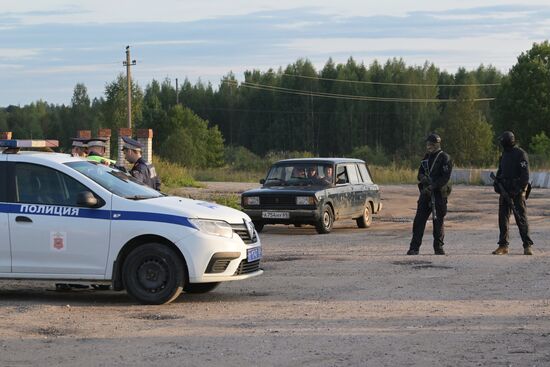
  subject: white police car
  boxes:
[0,140,262,304]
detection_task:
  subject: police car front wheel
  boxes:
[122,243,186,305]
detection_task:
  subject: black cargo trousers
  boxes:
[498,193,533,248]
[410,190,447,251]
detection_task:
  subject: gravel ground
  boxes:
[1,184,549,367]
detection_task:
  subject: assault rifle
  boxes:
[421,160,437,221]
[490,172,520,219]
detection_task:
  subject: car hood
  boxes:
[242,186,328,196]
[133,196,250,224]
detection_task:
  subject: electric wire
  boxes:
[264,71,501,87]
[224,80,495,103]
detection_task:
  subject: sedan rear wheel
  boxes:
[356,203,372,228]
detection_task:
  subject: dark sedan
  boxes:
[241,158,382,234]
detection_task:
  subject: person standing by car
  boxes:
[491,131,534,255]
[122,136,161,191]
[407,133,453,255]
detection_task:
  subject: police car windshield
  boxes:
[65,161,163,199]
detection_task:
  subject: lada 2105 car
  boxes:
[241,158,382,234]
[0,139,262,304]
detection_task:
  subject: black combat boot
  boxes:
[407,248,419,255]
[492,245,508,255]
[523,246,533,255]
[434,246,445,255]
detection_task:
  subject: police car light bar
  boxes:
[0,139,59,148]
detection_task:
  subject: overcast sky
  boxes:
[0,0,549,106]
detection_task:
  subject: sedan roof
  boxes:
[275,157,365,165]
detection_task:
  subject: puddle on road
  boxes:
[391,260,453,270]
[34,326,67,337]
[412,264,454,270]
[377,217,413,223]
[391,260,432,266]
[130,313,184,321]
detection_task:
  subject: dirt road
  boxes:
[1,184,549,366]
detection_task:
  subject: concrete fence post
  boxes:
[98,128,112,159]
[118,128,132,167]
[137,129,153,163]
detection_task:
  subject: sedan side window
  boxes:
[358,163,373,184]
[15,163,92,206]
[347,164,361,184]
[336,165,349,184]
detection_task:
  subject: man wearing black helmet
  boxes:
[492,131,534,255]
[407,133,453,255]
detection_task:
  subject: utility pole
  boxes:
[176,78,179,105]
[123,46,136,128]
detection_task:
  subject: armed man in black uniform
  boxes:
[492,131,534,255]
[407,133,453,255]
[121,136,161,191]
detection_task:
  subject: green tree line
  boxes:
[2,41,550,168]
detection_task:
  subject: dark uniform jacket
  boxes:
[495,146,529,195]
[130,158,161,191]
[417,150,453,196]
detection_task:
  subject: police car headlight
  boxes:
[243,196,260,206]
[189,219,233,238]
[296,196,315,205]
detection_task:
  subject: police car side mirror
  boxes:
[77,191,98,208]
[260,179,266,184]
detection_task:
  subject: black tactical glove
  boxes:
[422,185,433,196]
[493,182,501,194]
[419,175,430,186]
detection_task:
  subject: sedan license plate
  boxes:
[247,246,262,262]
[262,211,290,219]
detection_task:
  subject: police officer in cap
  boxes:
[492,131,534,255]
[70,138,88,157]
[86,138,116,165]
[407,133,453,255]
[122,136,161,191]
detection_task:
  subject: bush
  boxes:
[349,145,391,166]
[154,156,200,188]
[224,146,265,171]
[530,131,550,158]
[264,150,314,165]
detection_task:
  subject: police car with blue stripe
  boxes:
[0,139,262,304]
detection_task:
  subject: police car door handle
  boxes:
[15,216,33,223]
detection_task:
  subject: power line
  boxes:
[191,106,428,115]
[264,71,501,87]
[225,80,495,103]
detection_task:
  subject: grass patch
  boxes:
[154,157,201,188]
[192,164,418,185]
[191,167,264,183]
[369,164,417,184]
[209,194,241,210]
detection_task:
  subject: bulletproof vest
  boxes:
[498,146,529,192]
[420,150,452,197]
